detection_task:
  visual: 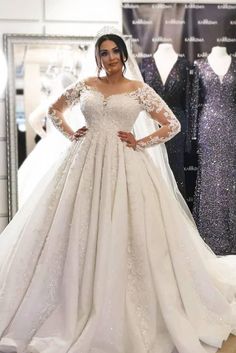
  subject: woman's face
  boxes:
[98,40,123,75]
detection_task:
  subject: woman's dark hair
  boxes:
[95,34,128,77]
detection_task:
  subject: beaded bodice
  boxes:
[79,87,142,133]
[48,80,181,148]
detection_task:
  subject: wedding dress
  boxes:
[0,80,236,353]
[18,72,84,208]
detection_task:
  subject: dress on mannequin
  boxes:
[18,71,84,208]
[207,46,232,83]
[191,46,236,255]
[141,43,191,198]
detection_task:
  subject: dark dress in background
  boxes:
[141,56,191,199]
[191,58,236,255]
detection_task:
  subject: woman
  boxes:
[0,31,235,353]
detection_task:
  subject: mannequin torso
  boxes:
[153,43,178,85]
[207,46,231,81]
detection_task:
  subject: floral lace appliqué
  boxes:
[132,84,181,148]
[48,80,85,140]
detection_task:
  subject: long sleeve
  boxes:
[47,81,84,140]
[136,84,181,149]
[190,63,201,140]
[184,63,192,152]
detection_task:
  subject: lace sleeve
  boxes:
[135,84,181,149]
[47,80,84,140]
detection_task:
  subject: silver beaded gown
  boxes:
[0,81,236,353]
[191,58,236,255]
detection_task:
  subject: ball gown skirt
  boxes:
[0,83,235,353]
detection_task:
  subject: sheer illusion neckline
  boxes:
[83,83,145,100]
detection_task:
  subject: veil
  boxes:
[79,26,194,222]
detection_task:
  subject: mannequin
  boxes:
[153,43,178,85]
[28,102,47,139]
[191,49,236,255]
[141,44,191,199]
[207,46,231,82]
[18,71,83,208]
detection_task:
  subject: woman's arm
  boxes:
[47,81,84,140]
[29,103,47,138]
[136,83,181,149]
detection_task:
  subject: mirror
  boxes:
[3,34,93,220]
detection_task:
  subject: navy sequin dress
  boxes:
[141,57,191,198]
[191,58,236,255]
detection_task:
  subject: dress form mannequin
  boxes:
[141,43,190,199]
[28,102,47,139]
[18,71,82,208]
[153,43,178,85]
[207,46,231,81]
[191,49,236,254]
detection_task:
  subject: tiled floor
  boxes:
[218,335,236,353]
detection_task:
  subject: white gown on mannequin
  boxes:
[18,73,85,207]
[0,80,236,353]
[18,113,70,207]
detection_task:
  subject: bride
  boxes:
[0,30,236,353]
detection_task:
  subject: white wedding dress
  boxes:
[18,106,85,208]
[18,72,84,208]
[0,81,236,353]
[18,117,70,207]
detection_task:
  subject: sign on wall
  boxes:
[123,2,236,63]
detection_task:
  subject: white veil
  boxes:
[79,26,194,221]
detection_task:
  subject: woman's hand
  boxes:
[73,126,88,140]
[118,131,137,150]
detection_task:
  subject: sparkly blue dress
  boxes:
[191,58,236,255]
